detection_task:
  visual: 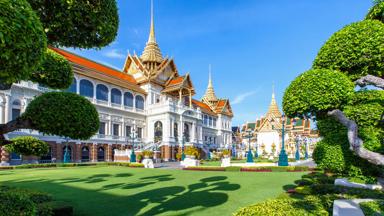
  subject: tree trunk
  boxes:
[355,74,384,89]
[328,109,384,166]
[0,118,33,146]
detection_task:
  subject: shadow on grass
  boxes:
[3,174,240,215]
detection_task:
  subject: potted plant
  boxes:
[142,150,154,159]
[184,146,199,159]
[137,154,143,163]
[222,149,231,158]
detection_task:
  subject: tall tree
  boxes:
[0,0,119,155]
[283,3,384,167]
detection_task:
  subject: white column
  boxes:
[179,116,183,146]
[192,122,196,142]
[76,79,80,94]
[4,95,10,123]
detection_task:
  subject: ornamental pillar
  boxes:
[0,146,10,166]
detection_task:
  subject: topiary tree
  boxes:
[284,2,384,167]
[0,0,119,156]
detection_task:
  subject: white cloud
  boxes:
[232,91,256,105]
[103,49,126,59]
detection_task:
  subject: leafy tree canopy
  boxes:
[30,49,73,89]
[367,1,384,22]
[28,0,119,49]
[313,20,384,80]
[283,69,355,118]
[5,136,49,156]
[0,0,47,85]
[22,92,100,140]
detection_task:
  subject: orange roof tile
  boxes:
[50,47,137,84]
[168,76,184,86]
[192,99,217,116]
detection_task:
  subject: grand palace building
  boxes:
[0,5,233,165]
[235,91,318,159]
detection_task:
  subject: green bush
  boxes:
[283,69,354,118]
[28,0,119,49]
[0,189,37,216]
[23,92,99,140]
[360,200,384,216]
[234,196,328,216]
[0,0,47,85]
[44,201,73,216]
[225,166,241,172]
[5,136,49,157]
[313,20,384,80]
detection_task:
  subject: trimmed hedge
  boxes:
[183,166,310,172]
[0,162,144,170]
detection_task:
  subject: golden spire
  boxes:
[202,65,218,102]
[141,0,163,63]
[267,84,282,117]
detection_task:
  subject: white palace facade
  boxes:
[0,6,233,165]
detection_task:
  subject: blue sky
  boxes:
[67,0,373,126]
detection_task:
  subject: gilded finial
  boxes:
[141,0,163,63]
[202,64,218,102]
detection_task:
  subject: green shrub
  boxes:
[366,2,384,23]
[360,200,384,216]
[234,196,328,216]
[225,166,241,172]
[23,92,99,140]
[5,136,49,157]
[313,20,384,80]
[283,69,354,118]
[0,189,36,216]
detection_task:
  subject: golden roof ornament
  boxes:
[266,85,282,117]
[141,0,163,63]
[202,65,218,102]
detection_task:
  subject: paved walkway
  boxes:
[333,199,375,216]
[154,162,183,169]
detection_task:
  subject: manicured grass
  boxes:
[360,200,384,216]
[0,166,305,216]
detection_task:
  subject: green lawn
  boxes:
[0,166,305,216]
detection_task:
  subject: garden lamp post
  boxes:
[278,114,289,166]
[254,133,259,158]
[245,129,254,163]
[295,135,301,161]
[63,137,70,163]
[130,129,136,162]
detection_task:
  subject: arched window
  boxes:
[97,147,105,161]
[124,92,134,107]
[67,78,77,93]
[62,146,72,162]
[111,88,122,104]
[80,80,94,98]
[96,84,108,101]
[135,95,144,110]
[184,123,190,142]
[12,100,21,120]
[81,146,90,162]
[154,121,163,143]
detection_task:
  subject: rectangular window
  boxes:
[214,137,216,144]
[125,125,131,137]
[213,118,216,127]
[203,115,208,125]
[209,116,213,127]
[99,122,106,135]
[137,127,142,138]
[113,124,119,136]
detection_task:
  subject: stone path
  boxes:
[154,162,183,169]
[333,199,375,216]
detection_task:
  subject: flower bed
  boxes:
[183,166,225,171]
